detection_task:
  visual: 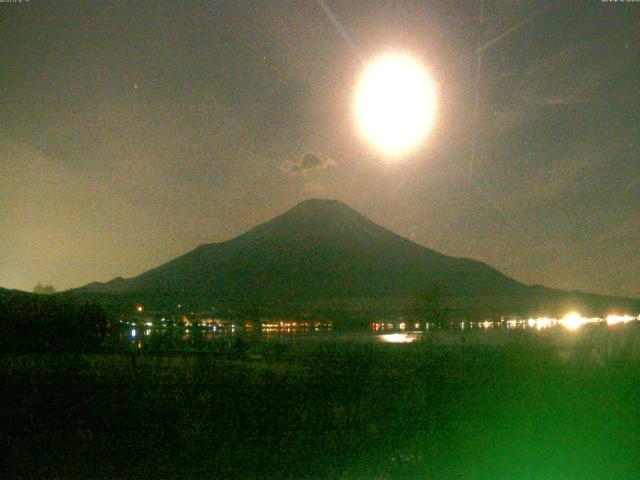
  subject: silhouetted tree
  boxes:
[33,282,56,294]
[411,284,452,325]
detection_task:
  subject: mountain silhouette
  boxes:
[78,199,523,299]
[76,199,639,315]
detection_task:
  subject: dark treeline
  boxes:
[63,286,640,325]
[0,295,107,353]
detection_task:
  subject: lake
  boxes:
[112,316,640,363]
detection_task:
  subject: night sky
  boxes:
[1,1,638,298]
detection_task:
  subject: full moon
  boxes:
[355,53,436,157]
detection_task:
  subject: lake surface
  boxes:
[113,317,640,361]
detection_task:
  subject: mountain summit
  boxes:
[78,199,524,301]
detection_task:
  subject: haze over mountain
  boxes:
[76,199,639,316]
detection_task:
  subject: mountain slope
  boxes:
[77,199,525,301]
[75,199,640,315]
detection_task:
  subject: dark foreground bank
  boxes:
[2,334,640,480]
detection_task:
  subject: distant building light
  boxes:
[607,314,634,326]
[560,312,582,331]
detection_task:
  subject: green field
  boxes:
[3,330,640,479]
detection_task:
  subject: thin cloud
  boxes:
[489,35,628,134]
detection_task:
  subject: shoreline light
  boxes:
[607,314,635,326]
[560,312,583,331]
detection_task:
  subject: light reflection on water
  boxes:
[378,333,420,344]
[116,313,640,353]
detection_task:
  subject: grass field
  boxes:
[2,327,640,479]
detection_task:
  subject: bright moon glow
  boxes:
[356,53,436,156]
